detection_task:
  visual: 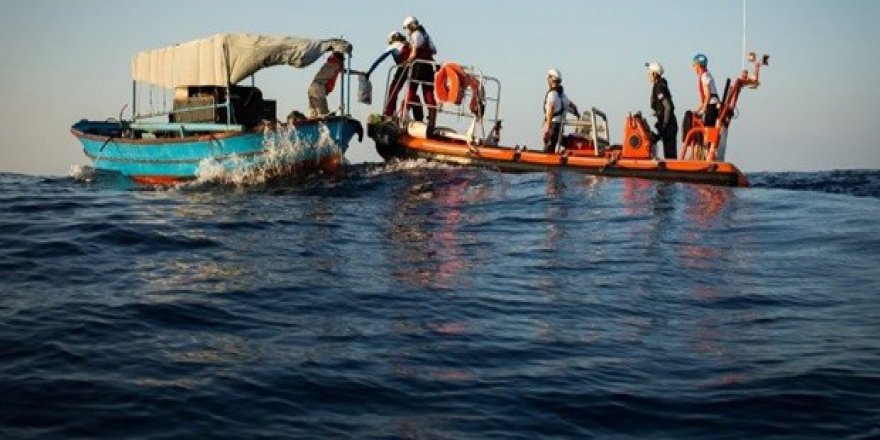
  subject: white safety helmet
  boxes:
[403,16,418,28]
[547,68,562,82]
[645,62,664,76]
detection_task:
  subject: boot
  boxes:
[411,105,424,122]
[427,108,437,133]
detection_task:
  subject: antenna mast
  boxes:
[741,0,747,71]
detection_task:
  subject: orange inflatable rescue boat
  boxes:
[368,54,770,187]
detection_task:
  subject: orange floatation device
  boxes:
[435,62,485,116]
[435,63,467,104]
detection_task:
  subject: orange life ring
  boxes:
[434,63,467,105]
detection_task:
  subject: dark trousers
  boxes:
[703,103,719,127]
[659,120,678,159]
[405,62,437,128]
[384,68,405,117]
[406,83,436,124]
[544,122,562,153]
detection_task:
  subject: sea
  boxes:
[1,164,879,439]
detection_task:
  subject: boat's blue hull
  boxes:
[71,117,362,184]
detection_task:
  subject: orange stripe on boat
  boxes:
[131,175,187,186]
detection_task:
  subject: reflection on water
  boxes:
[680,185,734,269]
[162,332,262,365]
[617,179,764,388]
[135,256,254,302]
[386,171,488,289]
[543,172,567,249]
[3,168,879,437]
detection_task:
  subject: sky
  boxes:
[1,0,879,176]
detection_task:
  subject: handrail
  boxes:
[383,59,502,143]
[131,83,235,124]
[562,108,610,156]
[130,122,243,132]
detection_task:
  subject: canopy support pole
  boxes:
[225,85,232,125]
[131,80,137,121]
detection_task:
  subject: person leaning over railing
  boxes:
[366,32,411,118]
[307,50,344,119]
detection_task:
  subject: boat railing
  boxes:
[133,102,237,123]
[132,83,239,126]
[384,59,502,143]
[129,56,359,131]
[563,108,611,156]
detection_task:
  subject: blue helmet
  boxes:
[693,53,708,67]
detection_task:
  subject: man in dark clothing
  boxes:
[646,62,678,160]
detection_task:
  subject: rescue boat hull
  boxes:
[371,124,748,187]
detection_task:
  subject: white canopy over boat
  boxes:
[131,33,352,89]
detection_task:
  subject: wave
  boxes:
[750,169,880,199]
[59,163,880,199]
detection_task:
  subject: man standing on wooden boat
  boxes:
[307,51,344,119]
[646,62,678,159]
[366,32,411,119]
[543,69,580,153]
[402,16,438,132]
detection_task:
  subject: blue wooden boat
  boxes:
[71,33,363,185]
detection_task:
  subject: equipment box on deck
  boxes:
[262,100,276,123]
[170,86,267,127]
[171,96,217,123]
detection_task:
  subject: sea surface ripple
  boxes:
[1,166,879,439]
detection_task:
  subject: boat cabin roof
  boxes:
[131,33,352,89]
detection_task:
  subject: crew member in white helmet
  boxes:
[402,16,438,131]
[646,61,678,159]
[543,68,579,153]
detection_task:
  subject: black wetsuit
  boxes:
[650,77,678,160]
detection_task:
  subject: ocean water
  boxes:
[1,165,879,439]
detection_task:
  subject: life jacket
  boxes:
[412,26,436,60]
[544,86,567,119]
[698,70,719,104]
[392,43,411,65]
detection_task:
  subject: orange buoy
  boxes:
[434,63,467,105]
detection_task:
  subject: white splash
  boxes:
[366,158,456,177]
[68,164,97,182]
[193,123,342,186]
